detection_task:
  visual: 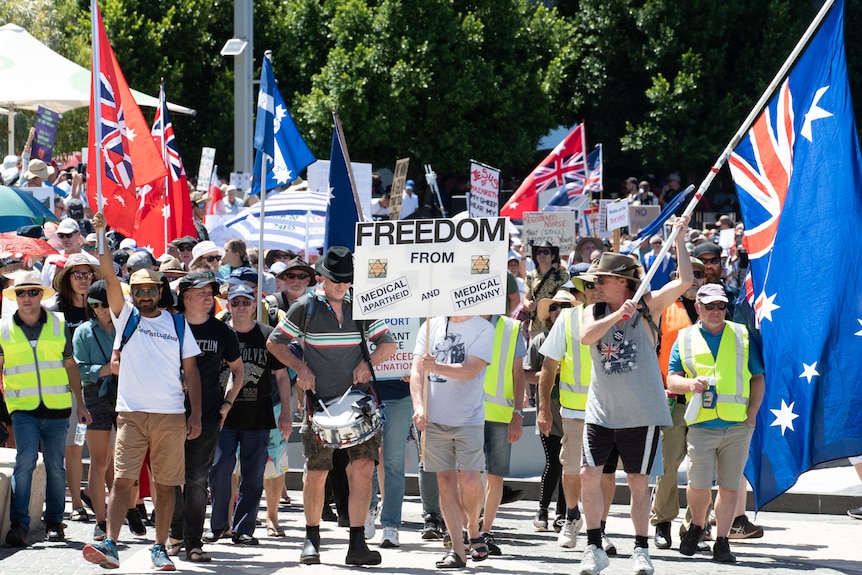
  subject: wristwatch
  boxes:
[513,409,525,418]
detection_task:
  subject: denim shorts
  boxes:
[82,384,117,432]
[483,421,512,477]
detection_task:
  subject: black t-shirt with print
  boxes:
[224,323,285,431]
[187,316,241,422]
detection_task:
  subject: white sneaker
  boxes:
[580,543,610,575]
[631,547,655,575]
[558,519,578,548]
[364,507,378,540]
[380,526,399,548]
[602,531,617,555]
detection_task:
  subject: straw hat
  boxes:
[537,290,579,324]
[3,269,55,300]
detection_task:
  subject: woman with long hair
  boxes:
[52,254,101,524]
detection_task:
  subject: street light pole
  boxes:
[233,0,253,177]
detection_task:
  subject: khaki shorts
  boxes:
[115,412,186,486]
[559,418,585,474]
[301,426,380,471]
[686,423,754,490]
[423,422,485,473]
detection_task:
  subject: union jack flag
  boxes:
[728,0,862,509]
[98,73,133,189]
[501,123,586,220]
[600,342,620,362]
[151,85,186,183]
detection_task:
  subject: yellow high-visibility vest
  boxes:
[1,312,71,413]
[559,307,592,411]
[484,316,520,423]
[679,321,751,424]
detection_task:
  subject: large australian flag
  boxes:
[729,0,862,509]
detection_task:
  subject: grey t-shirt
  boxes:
[585,305,672,429]
[414,316,495,427]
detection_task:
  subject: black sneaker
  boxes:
[728,514,763,539]
[654,521,672,549]
[712,537,736,563]
[552,514,566,533]
[232,533,259,546]
[679,524,703,556]
[421,513,444,540]
[321,504,338,522]
[5,524,27,547]
[127,508,147,537]
[46,522,66,542]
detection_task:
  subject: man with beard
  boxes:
[83,213,203,572]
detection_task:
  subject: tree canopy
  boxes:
[2,0,858,189]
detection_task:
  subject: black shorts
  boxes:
[582,423,660,475]
[83,383,118,432]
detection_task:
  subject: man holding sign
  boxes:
[266,247,396,567]
[410,315,495,569]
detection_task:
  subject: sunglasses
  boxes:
[57,232,77,239]
[549,302,572,313]
[15,288,42,298]
[132,286,160,298]
[195,202,207,209]
[283,272,309,281]
[693,270,705,279]
[203,255,220,263]
[89,302,109,309]
[84,245,97,252]
[702,301,727,311]
[230,298,254,307]
[583,281,596,290]
[595,276,620,285]
[535,249,552,256]
[71,271,96,281]
[177,245,193,252]
[700,257,720,265]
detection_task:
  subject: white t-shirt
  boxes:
[111,300,201,413]
[414,316,495,427]
[539,308,586,420]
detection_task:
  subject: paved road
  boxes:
[2,490,861,575]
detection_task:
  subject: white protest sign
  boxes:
[307,159,373,221]
[521,211,577,252]
[606,201,629,231]
[596,200,613,238]
[628,205,661,234]
[230,171,252,192]
[353,218,510,319]
[468,161,500,219]
[719,228,735,250]
[196,147,216,191]
[369,317,421,379]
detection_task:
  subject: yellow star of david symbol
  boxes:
[471,255,490,274]
[368,259,387,278]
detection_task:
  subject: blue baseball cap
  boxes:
[405,179,415,190]
[228,284,255,300]
[227,266,258,285]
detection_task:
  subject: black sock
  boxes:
[635,535,649,549]
[567,507,581,521]
[305,525,320,546]
[587,528,602,548]
[600,519,607,532]
[349,526,365,546]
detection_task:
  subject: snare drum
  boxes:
[310,390,384,449]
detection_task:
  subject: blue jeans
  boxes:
[170,420,221,547]
[416,430,440,516]
[209,426,269,536]
[10,411,68,530]
[370,396,414,528]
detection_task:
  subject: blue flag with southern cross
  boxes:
[729,0,862,509]
[324,126,360,251]
[251,56,316,196]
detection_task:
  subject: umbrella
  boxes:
[222,188,329,254]
[0,232,58,257]
[0,186,59,232]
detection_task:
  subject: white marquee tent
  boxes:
[0,23,195,153]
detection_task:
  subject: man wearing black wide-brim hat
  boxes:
[266,246,396,566]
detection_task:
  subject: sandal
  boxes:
[80,489,94,511]
[436,550,467,569]
[166,538,184,557]
[469,537,489,562]
[70,507,89,522]
[186,547,212,563]
[267,525,285,537]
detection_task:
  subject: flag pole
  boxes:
[332,111,364,220]
[159,80,169,255]
[91,0,105,254]
[581,121,589,191]
[629,0,838,307]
